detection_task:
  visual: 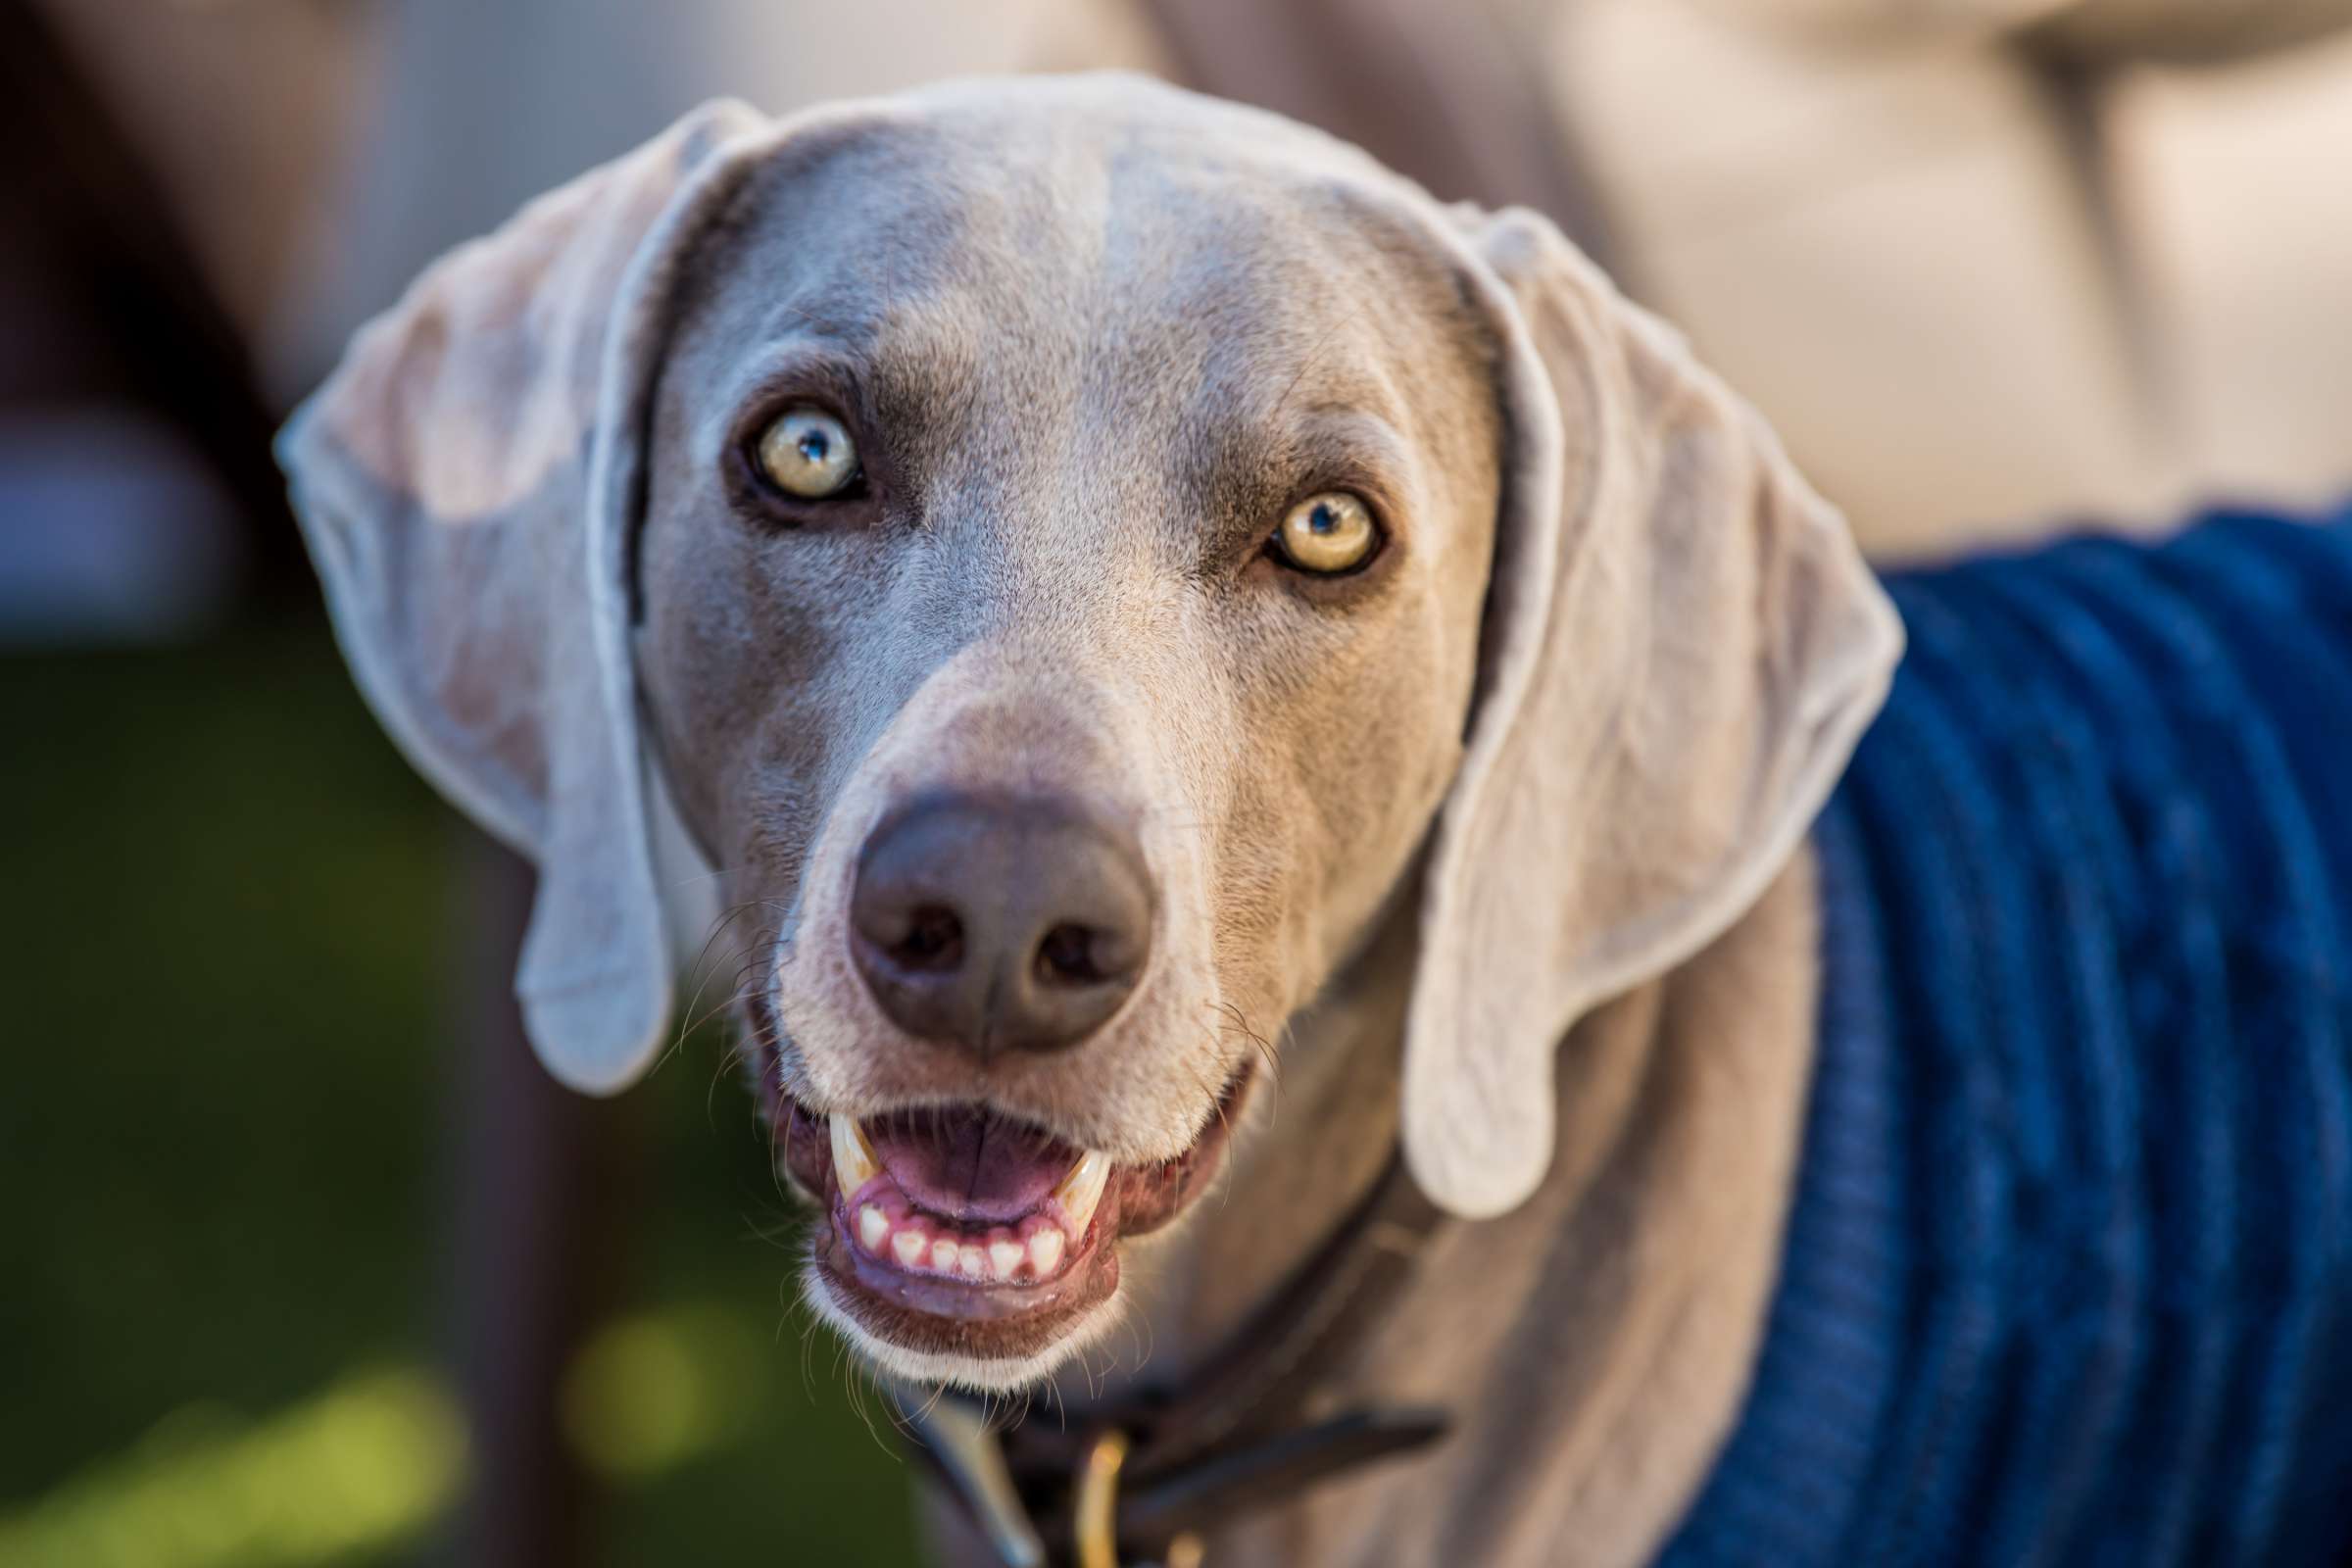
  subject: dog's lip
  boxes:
[764,1054,1251,1338]
[814,1169,1125,1323]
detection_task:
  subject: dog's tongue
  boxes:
[865,1109,1078,1223]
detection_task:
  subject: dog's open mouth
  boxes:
[830,1110,1106,1280]
[768,1061,1252,1372]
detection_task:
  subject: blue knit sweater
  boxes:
[1657,507,2352,1567]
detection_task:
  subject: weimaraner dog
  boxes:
[280,74,2352,1568]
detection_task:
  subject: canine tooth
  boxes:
[931,1238,960,1272]
[892,1231,927,1267]
[1052,1150,1112,1238]
[829,1113,881,1193]
[858,1204,890,1253]
[958,1244,988,1278]
[989,1239,1026,1279]
[1029,1228,1065,1275]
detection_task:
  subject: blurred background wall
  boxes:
[4,2,2349,1565]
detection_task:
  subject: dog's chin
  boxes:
[799,1258,1127,1393]
[761,1049,1251,1394]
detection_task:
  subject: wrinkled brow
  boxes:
[693,302,977,457]
[1181,400,1421,575]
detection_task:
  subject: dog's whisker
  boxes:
[1207,1003,1283,1139]
[882,1388,923,1448]
[672,976,760,1060]
[657,900,781,1076]
[1119,1302,1153,1382]
[797,1309,831,1412]
[702,1041,740,1131]
[663,862,742,891]
[908,1377,952,1436]
[677,893,773,989]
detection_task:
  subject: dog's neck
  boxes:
[1071,853,1825,1567]
[1110,891,1417,1370]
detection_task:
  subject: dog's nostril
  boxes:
[1035,922,1107,986]
[893,905,965,971]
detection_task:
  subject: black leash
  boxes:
[906,1152,1452,1567]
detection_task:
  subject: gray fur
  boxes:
[279,74,1901,1564]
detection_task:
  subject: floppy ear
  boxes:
[1402,206,1904,1218]
[276,100,765,1093]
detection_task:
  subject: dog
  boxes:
[279,75,2352,1567]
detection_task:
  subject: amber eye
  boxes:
[1272,491,1379,574]
[754,406,860,499]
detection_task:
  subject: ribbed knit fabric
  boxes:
[1656,506,2352,1567]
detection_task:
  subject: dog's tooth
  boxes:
[892,1230,927,1268]
[989,1236,1026,1280]
[829,1112,881,1194]
[957,1244,988,1279]
[1051,1150,1112,1239]
[1029,1228,1065,1276]
[930,1238,960,1273]
[858,1204,891,1253]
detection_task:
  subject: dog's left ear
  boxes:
[1403,206,1904,1219]
[276,100,765,1092]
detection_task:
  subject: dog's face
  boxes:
[281,75,1898,1401]
[635,109,1502,1386]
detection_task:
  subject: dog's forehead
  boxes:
[687,94,1470,437]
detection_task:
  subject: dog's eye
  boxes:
[754,406,860,499]
[1272,491,1379,575]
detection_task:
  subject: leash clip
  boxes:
[1075,1429,1202,1568]
[910,1401,1201,1568]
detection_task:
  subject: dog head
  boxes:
[280,75,1899,1390]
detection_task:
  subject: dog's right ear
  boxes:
[277,99,765,1094]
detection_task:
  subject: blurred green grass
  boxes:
[0,620,917,1566]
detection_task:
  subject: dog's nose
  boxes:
[849,793,1154,1056]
